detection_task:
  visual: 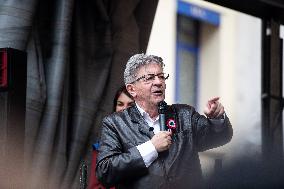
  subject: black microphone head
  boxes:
[158,101,167,114]
[149,127,154,132]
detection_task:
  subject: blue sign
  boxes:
[178,0,220,26]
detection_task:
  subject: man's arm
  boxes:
[96,117,148,187]
[188,97,232,151]
[193,110,233,152]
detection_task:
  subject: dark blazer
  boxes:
[96,104,232,189]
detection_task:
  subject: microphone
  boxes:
[149,127,154,132]
[158,101,167,131]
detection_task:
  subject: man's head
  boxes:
[124,53,168,109]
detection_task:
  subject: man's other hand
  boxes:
[204,97,225,119]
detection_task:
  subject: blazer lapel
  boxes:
[128,105,154,139]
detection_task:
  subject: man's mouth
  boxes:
[152,90,163,96]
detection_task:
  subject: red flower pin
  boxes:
[166,118,176,130]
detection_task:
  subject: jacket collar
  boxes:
[128,105,144,123]
[128,105,155,138]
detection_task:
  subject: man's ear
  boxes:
[126,84,137,98]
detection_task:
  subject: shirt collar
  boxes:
[135,102,159,122]
[136,102,147,117]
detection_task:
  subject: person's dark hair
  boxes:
[113,86,133,112]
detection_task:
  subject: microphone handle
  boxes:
[159,113,166,131]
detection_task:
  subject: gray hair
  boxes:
[124,53,165,84]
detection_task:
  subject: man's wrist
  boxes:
[137,141,158,167]
[208,112,225,120]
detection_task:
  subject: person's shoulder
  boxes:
[171,103,195,110]
[103,106,134,120]
[103,110,124,120]
[170,104,197,115]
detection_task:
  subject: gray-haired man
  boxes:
[96,53,233,189]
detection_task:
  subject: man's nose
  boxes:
[152,76,163,85]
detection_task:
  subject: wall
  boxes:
[147,0,177,104]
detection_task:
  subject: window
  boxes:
[176,13,199,106]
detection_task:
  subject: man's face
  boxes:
[130,63,166,107]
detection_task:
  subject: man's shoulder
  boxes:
[169,104,197,116]
[103,105,137,121]
[171,103,195,110]
[103,109,126,120]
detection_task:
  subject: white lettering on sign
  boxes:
[190,6,206,18]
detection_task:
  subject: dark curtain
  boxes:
[0,0,158,188]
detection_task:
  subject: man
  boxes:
[96,53,233,189]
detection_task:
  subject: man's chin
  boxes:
[153,96,165,105]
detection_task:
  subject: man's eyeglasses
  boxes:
[134,73,169,83]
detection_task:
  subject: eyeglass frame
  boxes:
[132,72,169,84]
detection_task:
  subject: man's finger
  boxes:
[212,103,222,117]
[208,97,220,104]
[216,107,225,118]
